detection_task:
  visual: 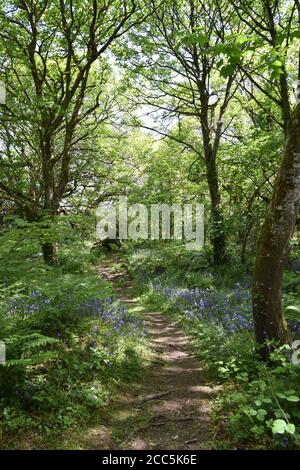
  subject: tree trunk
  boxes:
[206,155,226,264]
[253,103,300,360]
[42,241,58,266]
[40,137,59,266]
[241,219,253,264]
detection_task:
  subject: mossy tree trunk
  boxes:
[205,152,226,265]
[253,103,300,360]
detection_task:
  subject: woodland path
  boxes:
[85,258,219,450]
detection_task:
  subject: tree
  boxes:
[230,0,300,357]
[253,102,300,357]
[123,0,241,264]
[219,125,281,264]
[0,0,147,264]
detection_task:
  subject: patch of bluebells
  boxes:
[163,283,253,335]
[79,296,146,336]
[155,282,300,337]
[6,289,52,317]
[289,320,300,335]
[5,289,146,337]
[286,258,300,272]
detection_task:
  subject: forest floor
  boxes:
[83,258,219,450]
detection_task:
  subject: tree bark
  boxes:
[205,155,226,264]
[253,103,300,360]
[241,220,253,265]
[197,74,232,265]
[40,134,59,265]
[42,242,58,266]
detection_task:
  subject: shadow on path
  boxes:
[84,259,219,450]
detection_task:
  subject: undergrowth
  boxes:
[0,223,147,449]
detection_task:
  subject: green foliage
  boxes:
[0,0,300,452]
[221,346,300,449]
[130,244,300,449]
[0,227,147,446]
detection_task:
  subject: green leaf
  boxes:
[271,59,282,68]
[291,29,300,40]
[220,64,235,78]
[180,32,209,47]
[235,35,249,45]
[262,398,272,404]
[286,395,299,402]
[256,409,267,422]
[286,305,300,313]
[196,33,209,46]
[272,419,286,434]
[286,423,296,435]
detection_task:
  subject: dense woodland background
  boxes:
[1,0,300,450]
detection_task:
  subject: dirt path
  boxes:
[86,259,218,450]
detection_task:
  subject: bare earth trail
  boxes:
[86,259,219,450]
